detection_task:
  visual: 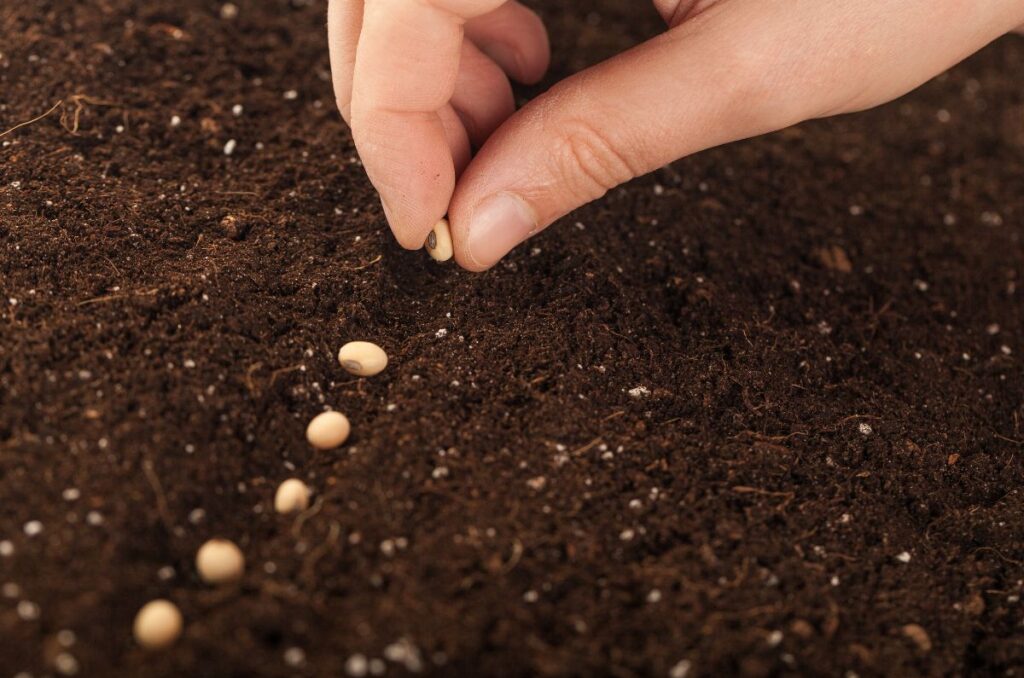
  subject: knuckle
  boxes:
[551,119,638,202]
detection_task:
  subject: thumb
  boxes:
[449,0,1023,271]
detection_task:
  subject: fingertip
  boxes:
[466,2,551,85]
[512,8,551,84]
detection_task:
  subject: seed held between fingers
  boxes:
[274,478,311,514]
[133,600,183,650]
[425,218,454,262]
[306,410,351,450]
[195,538,245,585]
[337,341,388,377]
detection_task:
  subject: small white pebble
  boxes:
[526,476,547,491]
[195,539,245,585]
[346,654,369,677]
[231,104,243,116]
[169,115,181,128]
[986,323,1001,335]
[338,341,388,377]
[669,659,692,678]
[24,520,42,537]
[306,411,351,450]
[896,551,912,563]
[54,652,79,675]
[0,540,14,557]
[435,328,448,339]
[133,600,183,650]
[62,488,80,501]
[284,647,306,667]
[283,90,298,100]
[980,211,1003,226]
[628,386,650,398]
[219,2,238,19]
[858,422,873,436]
[523,590,539,603]
[424,218,454,262]
[274,479,311,514]
[619,528,635,541]
[86,511,103,526]
[17,600,40,620]
[767,630,784,647]
[223,139,236,156]
[646,589,662,603]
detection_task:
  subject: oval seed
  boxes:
[274,478,311,514]
[425,218,453,262]
[337,341,388,377]
[195,538,245,585]
[306,411,351,450]
[133,599,183,650]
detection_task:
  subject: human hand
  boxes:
[330,1,1024,271]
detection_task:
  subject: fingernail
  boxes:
[467,192,536,269]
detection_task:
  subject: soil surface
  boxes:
[2,1,1023,677]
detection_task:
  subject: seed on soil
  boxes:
[425,218,453,262]
[133,600,183,650]
[337,341,388,377]
[274,479,311,514]
[306,411,351,450]
[195,538,245,584]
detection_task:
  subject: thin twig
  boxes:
[142,458,176,533]
[0,100,63,140]
[291,496,325,538]
[300,521,342,588]
[340,254,382,272]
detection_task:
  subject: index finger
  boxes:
[350,0,507,249]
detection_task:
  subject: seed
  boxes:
[337,341,388,377]
[133,600,183,650]
[195,538,245,585]
[274,479,311,514]
[306,411,351,450]
[424,218,453,262]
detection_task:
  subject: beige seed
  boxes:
[337,341,388,377]
[424,218,453,262]
[274,478,311,514]
[306,411,351,450]
[133,599,183,650]
[195,538,245,585]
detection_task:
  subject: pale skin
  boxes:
[329,1,1024,271]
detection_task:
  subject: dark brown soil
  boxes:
[2,2,1023,676]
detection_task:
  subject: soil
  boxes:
[1,1,1023,677]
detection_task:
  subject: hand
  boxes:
[331,1,1024,271]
